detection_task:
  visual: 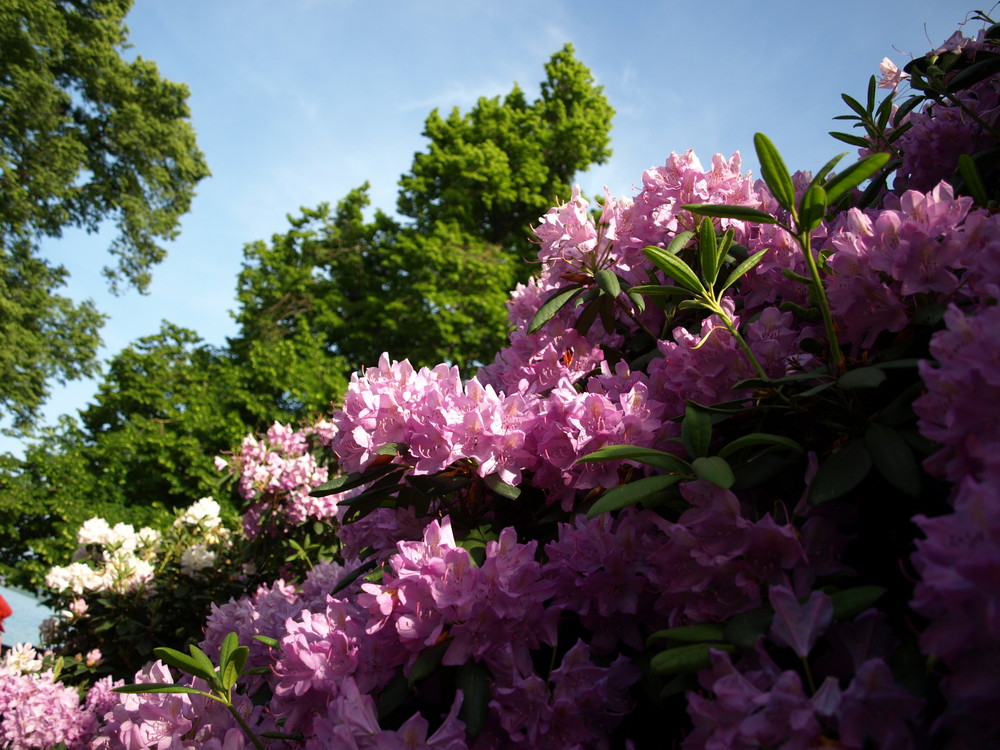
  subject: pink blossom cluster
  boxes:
[218,421,334,537]
[0,666,105,749]
[330,353,663,507]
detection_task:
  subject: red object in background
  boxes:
[0,594,12,633]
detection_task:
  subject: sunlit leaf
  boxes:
[587,473,684,518]
[594,268,621,298]
[798,184,828,232]
[643,246,703,293]
[527,285,583,334]
[699,217,719,287]
[719,248,770,293]
[824,153,891,206]
[754,133,796,212]
[682,204,777,224]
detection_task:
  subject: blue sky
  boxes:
[2,0,979,452]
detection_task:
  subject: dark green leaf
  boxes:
[627,290,646,313]
[643,246,703,293]
[574,295,602,334]
[958,154,989,206]
[809,439,872,505]
[824,153,891,206]
[692,456,735,489]
[681,404,713,459]
[311,464,402,498]
[831,586,887,621]
[594,268,621,298]
[407,641,449,686]
[946,54,1000,93]
[723,608,773,649]
[599,293,616,333]
[457,661,491,738]
[866,75,877,112]
[587,473,685,518]
[626,283,696,298]
[650,643,735,675]
[528,285,583,334]
[484,473,521,499]
[647,624,726,646]
[577,444,691,474]
[841,92,869,119]
[666,230,697,255]
[838,366,888,389]
[865,423,922,496]
[718,433,803,459]
[719,248,770,293]
[754,133,796,212]
[829,131,872,149]
[681,203,778,224]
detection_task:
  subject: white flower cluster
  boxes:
[179,544,216,576]
[1,643,44,674]
[173,496,230,546]
[46,520,159,595]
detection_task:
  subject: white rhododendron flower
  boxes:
[180,544,216,576]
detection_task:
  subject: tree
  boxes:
[397,43,614,266]
[233,45,614,376]
[0,0,209,430]
[232,186,518,377]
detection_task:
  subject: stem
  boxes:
[226,698,266,750]
[800,656,817,695]
[711,303,769,381]
[796,231,844,373]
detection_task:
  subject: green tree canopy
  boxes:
[0,0,209,430]
[397,43,613,267]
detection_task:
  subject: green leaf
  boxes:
[809,153,848,190]
[574,295,602,334]
[838,366,888,389]
[152,647,217,685]
[528,285,583,334]
[692,456,735,489]
[699,217,720,287]
[681,203,778,224]
[577,444,692,474]
[946,54,1000,93]
[650,643,735,675]
[719,248,770,293]
[830,586,887,621]
[754,133,796,212]
[219,632,238,673]
[253,635,279,649]
[594,268,621,298]
[681,404,713,459]
[230,646,249,678]
[666,230,697,256]
[221,660,239,693]
[723,608,773,649]
[809,439,872,505]
[865,423,922,496]
[717,433,803,459]
[587,473,684,518]
[484,473,521,499]
[643,246,704,293]
[824,153,891,206]
[310,463,402,498]
[407,641,449,686]
[841,92,869,119]
[112,683,213,696]
[627,289,646,313]
[829,131,872,149]
[958,153,989,206]
[457,661,491,738]
[647,624,726,646]
[798,184,828,232]
[627,283,697,298]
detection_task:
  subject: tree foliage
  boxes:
[397,43,614,266]
[0,0,209,430]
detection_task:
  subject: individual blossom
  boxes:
[877,57,909,90]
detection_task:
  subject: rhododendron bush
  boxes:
[7,15,1000,750]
